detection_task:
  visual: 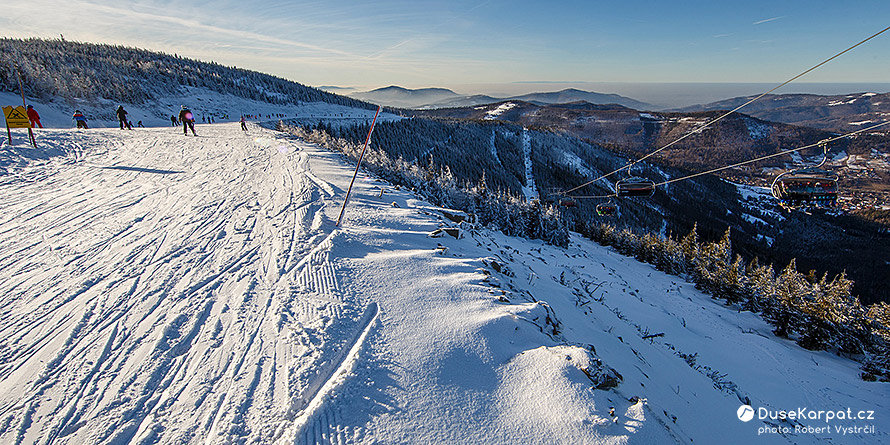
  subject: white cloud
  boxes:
[752,16,785,25]
[4,0,358,58]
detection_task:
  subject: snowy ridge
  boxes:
[484,102,517,120]
[733,181,786,223]
[0,122,885,444]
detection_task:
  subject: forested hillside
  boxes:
[0,38,373,110]
[281,117,771,261]
[414,100,890,174]
[281,115,890,308]
[677,92,890,133]
[279,117,890,382]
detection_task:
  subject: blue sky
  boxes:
[3,0,889,101]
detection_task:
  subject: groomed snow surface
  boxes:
[1,115,887,444]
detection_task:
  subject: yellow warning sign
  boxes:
[3,105,32,128]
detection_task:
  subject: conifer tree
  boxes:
[861,302,890,381]
[679,223,699,276]
[764,259,806,338]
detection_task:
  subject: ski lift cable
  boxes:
[654,120,890,187]
[572,193,618,200]
[563,24,890,196]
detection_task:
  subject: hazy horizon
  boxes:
[321,82,890,109]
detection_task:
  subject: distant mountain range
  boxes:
[675,92,890,132]
[413,100,843,179]
[509,89,653,110]
[348,86,890,133]
[348,86,460,109]
[348,86,655,110]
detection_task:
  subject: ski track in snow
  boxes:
[0,124,374,444]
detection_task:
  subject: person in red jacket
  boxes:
[26,105,43,128]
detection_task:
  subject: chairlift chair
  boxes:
[771,141,838,209]
[616,176,656,198]
[596,201,618,216]
[559,196,578,207]
[771,168,838,208]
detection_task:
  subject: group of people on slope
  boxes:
[20,104,87,129]
[67,105,193,133]
[23,104,241,135]
[66,106,130,130]
[21,105,84,130]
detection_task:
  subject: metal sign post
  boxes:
[336,106,382,227]
[14,64,37,148]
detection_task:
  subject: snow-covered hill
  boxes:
[0,117,885,444]
[0,38,372,114]
[676,92,890,133]
[348,86,460,109]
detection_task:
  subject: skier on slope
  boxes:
[26,105,43,128]
[240,115,248,131]
[179,105,197,136]
[72,110,89,129]
[171,115,178,126]
[116,106,132,130]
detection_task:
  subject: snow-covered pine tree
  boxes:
[742,259,774,313]
[679,223,699,278]
[763,259,807,338]
[861,302,890,381]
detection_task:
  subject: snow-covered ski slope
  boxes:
[0,89,380,130]
[0,120,886,444]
